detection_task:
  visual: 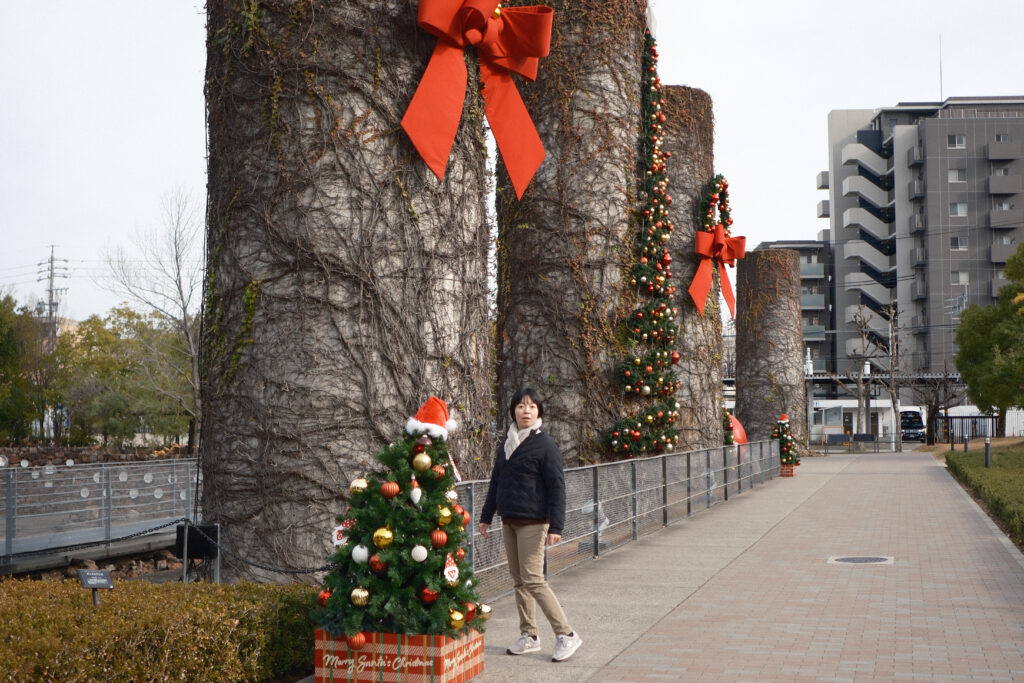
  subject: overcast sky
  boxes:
[2,1,1023,321]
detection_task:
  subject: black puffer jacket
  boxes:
[480,428,566,534]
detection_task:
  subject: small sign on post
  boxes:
[76,569,113,606]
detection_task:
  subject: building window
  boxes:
[951,271,969,285]
[996,133,1010,142]
[999,235,1016,245]
[947,134,966,149]
[995,200,1014,211]
[950,236,968,251]
[949,202,968,217]
[995,165,1011,176]
[948,168,966,183]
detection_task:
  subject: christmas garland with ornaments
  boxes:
[688,173,745,317]
[315,397,490,643]
[606,29,682,458]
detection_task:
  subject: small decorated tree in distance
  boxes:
[314,397,488,681]
[723,408,734,446]
[772,413,799,476]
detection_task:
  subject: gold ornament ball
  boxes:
[372,527,394,548]
[412,453,432,472]
[437,506,453,526]
[448,609,465,629]
[349,478,368,494]
[477,604,492,621]
[350,587,370,607]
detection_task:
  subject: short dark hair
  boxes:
[509,387,544,420]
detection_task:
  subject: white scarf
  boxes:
[504,418,542,460]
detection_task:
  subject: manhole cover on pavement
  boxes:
[828,556,893,565]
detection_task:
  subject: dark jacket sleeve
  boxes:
[480,441,504,525]
[541,436,566,534]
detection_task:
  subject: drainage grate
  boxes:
[828,556,893,565]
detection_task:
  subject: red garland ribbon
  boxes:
[688,223,746,318]
[401,0,554,199]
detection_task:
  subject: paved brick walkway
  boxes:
[474,450,1024,682]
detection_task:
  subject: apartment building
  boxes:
[819,96,1024,377]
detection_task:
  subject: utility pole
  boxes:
[35,245,69,443]
[887,301,902,452]
[36,245,69,353]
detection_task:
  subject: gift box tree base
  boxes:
[315,629,483,683]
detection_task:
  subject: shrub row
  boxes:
[0,579,314,682]
[946,447,1024,547]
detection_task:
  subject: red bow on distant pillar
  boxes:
[401,0,554,199]
[688,224,746,318]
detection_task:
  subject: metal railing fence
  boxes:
[3,442,779,597]
[2,459,199,566]
[460,440,779,600]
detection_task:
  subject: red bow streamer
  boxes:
[688,224,746,318]
[401,0,554,199]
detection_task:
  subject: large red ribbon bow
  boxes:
[401,0,553,199]
[688,224,746,318]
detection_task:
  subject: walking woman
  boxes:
[479,387,583,662]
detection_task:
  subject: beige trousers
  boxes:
[502,522,572,637]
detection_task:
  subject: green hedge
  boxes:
[0,579,315,682]
[946,447,1024,547]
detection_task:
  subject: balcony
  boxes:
[908,214,927,233]
[842,207,891,241]
[800,262,825,278]
[907,180,925,199]
[842,176,892,209]
[842,143,888,177]
[817,199,830,218]
[987,141,1021,160]
[842,273,891,306]
[989,175,1023,194]
[801,293,826,310]
[991,242,1018,263]
[911,247,927,267]
[989,206,1022,229]
[912,281,928,300]
[817,171,830,190]
[802,323,826,341]
[842,241,893,273]
[907,146,925,166]
[911,315,928,335]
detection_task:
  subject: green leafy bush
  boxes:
[0,579,314,682]
[946,447,1024,547]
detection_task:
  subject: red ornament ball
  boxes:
[455,547,466,562]
[420,587,439,604]
[464,602,477,622]
[347,632,367,650]
[368,554,387,573]
[318,589,331,607]
[380,481,400,499]
[432,464,446,479]
[431,528,448,548]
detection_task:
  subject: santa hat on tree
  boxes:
[406,396,458,441]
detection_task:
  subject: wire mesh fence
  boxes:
[2,459,199,564]
[461,440,779,601]
[3,442,778,598]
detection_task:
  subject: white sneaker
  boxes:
[507,632,540,655]
[552,631,582,662]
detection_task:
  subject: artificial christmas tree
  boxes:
[314,397,488,682]
[773,413,799,477]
